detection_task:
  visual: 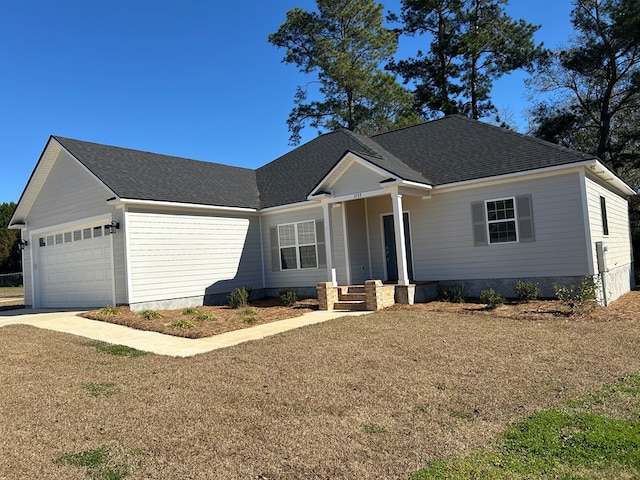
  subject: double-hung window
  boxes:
[278,220,318,270]
[486,197,517,243]
[471,195,535,246]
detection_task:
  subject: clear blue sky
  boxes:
[0,0,573,204]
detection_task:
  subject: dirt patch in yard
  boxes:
[2,290,640,479]
[81,297,319,338]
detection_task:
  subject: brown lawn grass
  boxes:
[1,290,640,479]
[0,286,24,309]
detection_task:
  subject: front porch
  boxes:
[317,280,438,311]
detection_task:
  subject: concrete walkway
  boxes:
[0,308,371,357]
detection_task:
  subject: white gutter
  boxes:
[107,197,258,213]
[433,159,636,195]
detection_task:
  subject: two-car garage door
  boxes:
[35,222,114,308]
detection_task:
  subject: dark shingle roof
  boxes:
[255,129,429,208]
[52,116,599,211]
[54,136,259,209]
[372,115,595,185]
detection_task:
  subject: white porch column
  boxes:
[321,201,336,286]
[390,187,410,286]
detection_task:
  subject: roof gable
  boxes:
[53,136,259,209]
[309,152,401,200]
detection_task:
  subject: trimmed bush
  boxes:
[279,289,298,307]
[515,280,540,303]
[553,275,598,315]
[437,283,465,303]
[479,288,504,309]
[228,286,252,309]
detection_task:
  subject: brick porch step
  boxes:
[334,285,367,311]
[333,300,368,311]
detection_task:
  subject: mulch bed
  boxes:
[81,297,319,338]
[81,289,640,339]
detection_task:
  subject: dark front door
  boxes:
[383,213,413,282]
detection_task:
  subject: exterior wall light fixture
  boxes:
[107,221,120,234]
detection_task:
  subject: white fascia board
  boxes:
[108,198,258,213]
[381,179,433,190]
[433,160,600,193]
[307,151,397,199]
[587,160,636,196]
[260,200,319,215]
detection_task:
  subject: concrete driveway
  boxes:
[0,307,371,357]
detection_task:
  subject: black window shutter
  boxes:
[316,220,326,268]
[516,195,535,243]
[471,201,488,246]
[270,227,280,272]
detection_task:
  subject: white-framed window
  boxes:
[486,197,518,244]
[471,195,535,246]
[278,220,318,270]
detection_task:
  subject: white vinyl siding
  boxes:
[126,212,262,304]
[22,149,123,306]
[262,206,329,289]
[402,172,591,280]
[329,160,387,197]
[585,175,632,272]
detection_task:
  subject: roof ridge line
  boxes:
[338,130,384,159]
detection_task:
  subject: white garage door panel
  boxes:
[37,225,113,308]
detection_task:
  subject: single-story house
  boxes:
[10,115,636,311]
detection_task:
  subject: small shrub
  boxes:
[228,286,252,309]
[437,283,465,303]
[279,289,298,307]
[515,280,540,303]
[479,288,504,309]
[97,306,121,316]
[193,312,216,321]
[164,319,195,330]
[181,307,200,315]
[239,308,258,324]
[140,309,162,320]
[553,275,598,315]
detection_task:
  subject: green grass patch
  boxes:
[81,382,119,397]
[56,446,129,480]
[363,423,386,434]
[87,342,147,358]
[449,410,475,421]
[412,374,640,479]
